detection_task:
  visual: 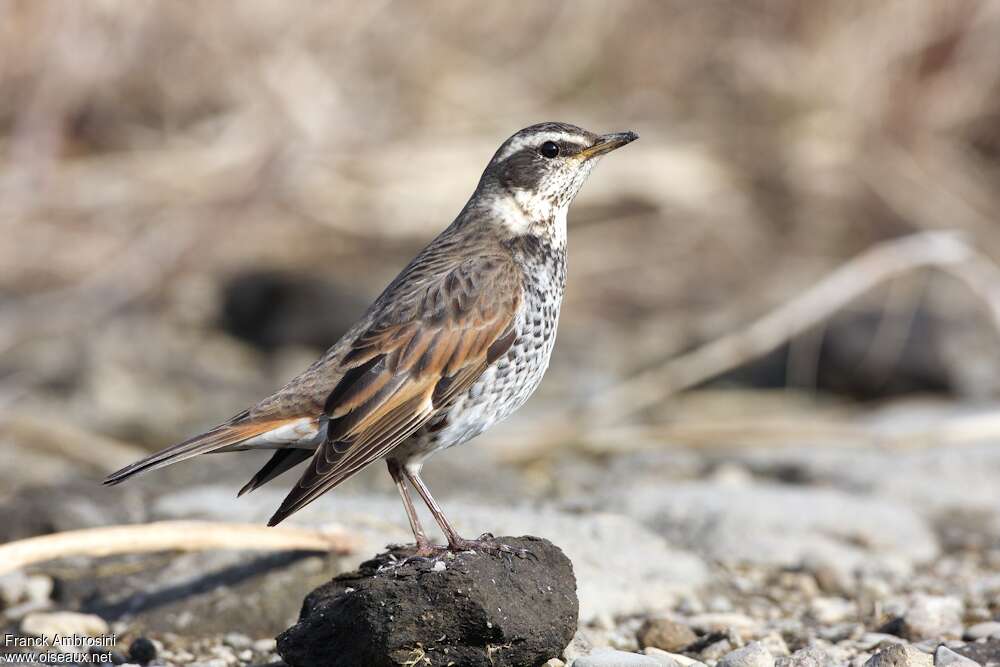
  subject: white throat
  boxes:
[489,191,569,247]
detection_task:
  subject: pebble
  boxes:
[900,595,964,640]
[718,642,775,667]
[223,632,251,650]
[934,646,982,666]
[688,613,759,634]
[25,576,54,605]
[238,649,253,662]
[21,611,110,637]
[573,648,662,666]
[964,622,1000,641]
[0,572,28,606]
[810,597,855,624]
[637,618,698,652]
[643,647,707,667]
[863,644,933,667]
[759,633,790,658]
[545,660,567,667]
[701,639,735,661]
[251,638,277,653]
[189,661,228,667]
[564,628,597,663]
[777,645,840,666]
[128,637,157,666]
[0,573,53,608]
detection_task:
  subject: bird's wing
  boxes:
[267,254,522,525]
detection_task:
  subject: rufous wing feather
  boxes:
[268,255,521,526]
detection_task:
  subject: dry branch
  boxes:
[588,231,1000,424]
[0,520,359,576]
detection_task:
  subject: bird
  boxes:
[104,122,638,554]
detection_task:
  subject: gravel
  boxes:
[573,649,663,666]
[863,644,933,667]
[717,642,776,667]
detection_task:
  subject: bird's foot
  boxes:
[379,541,449,570]
[447,533,535,560]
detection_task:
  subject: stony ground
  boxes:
[4,397,1000,666]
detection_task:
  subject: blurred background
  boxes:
[4,1,1000,665]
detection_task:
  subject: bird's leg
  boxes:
[386,459,435,556]
[401,466,468,550]
[403,466,530,558]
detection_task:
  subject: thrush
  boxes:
[105,122,638,553]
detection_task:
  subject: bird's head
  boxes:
[473,122,638,241]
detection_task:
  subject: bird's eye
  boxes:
[539,141,560,159]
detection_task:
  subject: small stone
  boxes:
[238,649,253,662]
[946,639,1000,666]
[637,618,698,652]
[574,648,662,666]
[189,661,227,667]
[0,572,28,606]
[758,633,789,658]
[24,575,54,605]
[934,646,982,666]
[564,629,595,663]
[252,638,277,653]
[701,639,734,661]
[900,595,964,641]
[688,613,759,634]
[964,622,1000,641]
[544,660,566,667]
[223,632,252,650]
[863,644,933,667]
[431,560,447,572]
[211,644,236,662]
[810,597,855,624]
[644,647,707,667]
[803,556,855,596]
[776,646,840,667]
[718,642,775,667]
[128,637,157,666]
[22,611,110,637]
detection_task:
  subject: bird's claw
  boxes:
[447,534,536,560]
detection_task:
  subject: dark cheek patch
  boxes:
[499,148,546,190]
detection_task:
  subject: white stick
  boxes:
[0,520,359,576]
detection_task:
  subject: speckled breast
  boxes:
[400,244,566,462]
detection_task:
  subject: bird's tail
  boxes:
[103,415,299,486]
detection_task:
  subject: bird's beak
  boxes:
[578,130,639,160]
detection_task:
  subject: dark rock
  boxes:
[128,637,157,665]
[277,536,578,667]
